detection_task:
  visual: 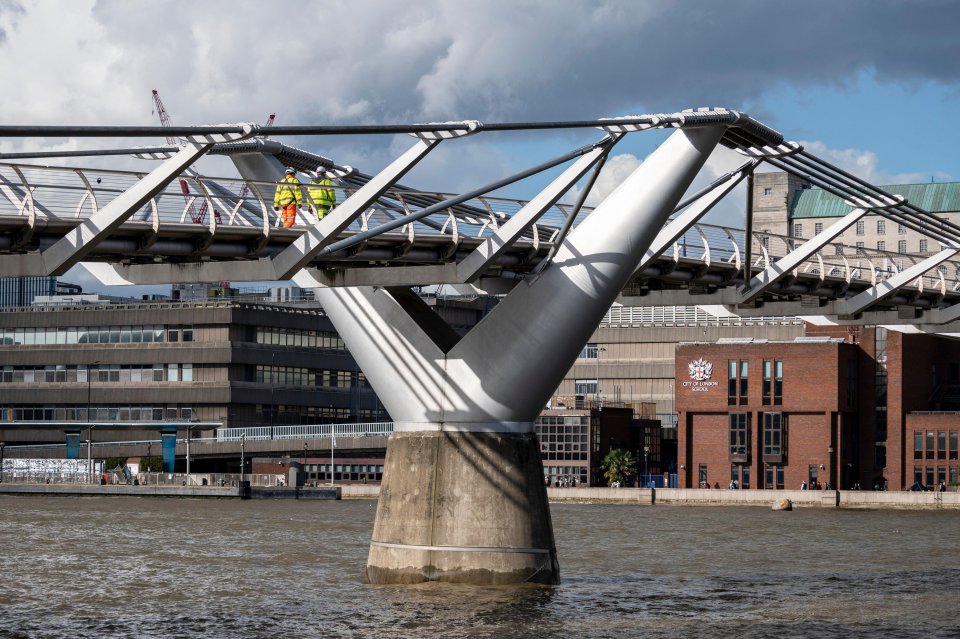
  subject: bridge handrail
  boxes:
[216,422,394,442]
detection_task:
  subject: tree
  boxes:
[601,448,637,487]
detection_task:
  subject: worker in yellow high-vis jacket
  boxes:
[308,169,337,220]
[273,167,303,228]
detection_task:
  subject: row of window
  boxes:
[255,327,346,351]
[913,431,960,460]
[254,365,366,389]
[254,404,388,424]
[0,325,192,346]
[794,220,911,239]
[702,463,789,489]
[305,464,384,482]
[914,466,959,487]
[0,405,193,422]
[544,465,589,486]
[1,364,193,383]
[728,360,783,405]
[729,413,785,457]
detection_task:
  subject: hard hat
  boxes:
[285,166,295,174]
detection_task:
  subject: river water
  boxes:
[0,496,957,638]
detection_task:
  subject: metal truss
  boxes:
[4,108,960,331]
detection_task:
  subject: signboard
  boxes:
[682,358,720,392]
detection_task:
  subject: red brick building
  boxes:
[676,328,960,491]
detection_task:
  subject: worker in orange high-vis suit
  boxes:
[273,167,303,228]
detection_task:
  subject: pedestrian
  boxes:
[308,169,337,220]
[273,167,303,228]
[939,480,946,493]
[801,481,807,491]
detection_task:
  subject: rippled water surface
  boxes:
[0,496,958,638]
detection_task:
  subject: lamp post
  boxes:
[270,352,276,438]
[185,426,191,485]
[595,346,606,405]
[240,432,246,483]
[643,445,650,487]
[147,441,152,484]
[0,441,5,483]
[86,360,100,484]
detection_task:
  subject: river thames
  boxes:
[0,496,957,638]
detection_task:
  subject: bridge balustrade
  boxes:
[216,422,394,442]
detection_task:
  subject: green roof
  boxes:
[790,181,960,219]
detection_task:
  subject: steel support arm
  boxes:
[34,127,254,276]
[738,207,871,303]
[636,160,755,273]
[841,247,959,316]
[457,139,615,282]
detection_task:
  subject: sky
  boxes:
[1,0,959,294]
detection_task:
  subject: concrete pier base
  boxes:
[366,430,559,585]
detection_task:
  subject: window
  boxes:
[774,361,783,404]
[877,220,885,235]
[920,239,928,253]
[762,413,784,462]
[698,464,708,488]
[741,466,750,489]
[856,241,865,255]
[182,325,194,342]
[763,187,773,195]
[728,360,737,405]
[856,220,865,235]
[814,222,823,235]
[898,223,906,235]
[877,241,886,251]
[739,360,748,404]
[579,343,599,359]
[951,431,958,460]
[729,413,750,460]
[898,240,906,254]
[914,432,923,460]
[574,379,597,395]
[764,464,784,489]
[835,244,844,256]
[793,223,803,238]
[926,431,935,459]
[762,360,772,404]
[938,431,947,460]
[808,464,819,485]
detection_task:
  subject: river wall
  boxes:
[341,485,960,510]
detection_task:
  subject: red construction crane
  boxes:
[151,89,220,224]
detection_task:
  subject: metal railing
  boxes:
[216,422,394,442]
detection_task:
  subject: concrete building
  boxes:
[675,328,960,491]
[0,300,385,449]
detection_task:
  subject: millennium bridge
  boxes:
[3,108,957,585]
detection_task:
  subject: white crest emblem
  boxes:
[688,358,713,381]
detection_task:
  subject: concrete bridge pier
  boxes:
[315,125,726,584]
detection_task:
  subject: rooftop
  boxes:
[790,181,960,219]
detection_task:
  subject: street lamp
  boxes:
[643,445,650,487]
[270,352,276,438]
[86,360,100,484]
[595,346,606,405]
[240,432,246,483]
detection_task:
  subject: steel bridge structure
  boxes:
[3,108,956,584]
[2,110,960,333]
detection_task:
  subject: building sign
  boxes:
[683,357,719,392]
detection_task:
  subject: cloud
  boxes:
[796,140,951,186]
